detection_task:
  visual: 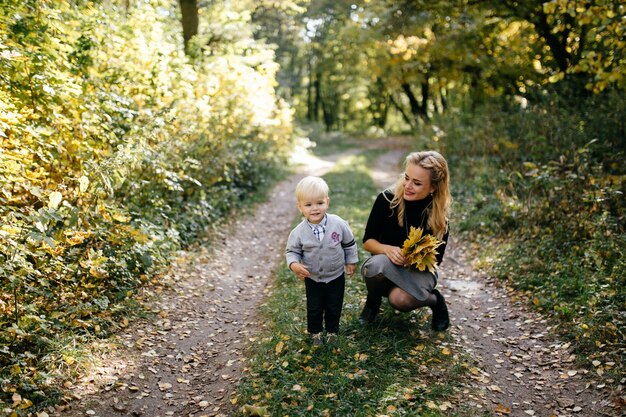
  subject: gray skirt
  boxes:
[361,254,437,301]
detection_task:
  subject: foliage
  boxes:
[0,0,292,414]
[256,0,625,132]
[236,150,477,416]
[420,91,625,387]
[491,0,626,93]
[402,227,444,273]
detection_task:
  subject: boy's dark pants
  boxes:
[304,274,345,334]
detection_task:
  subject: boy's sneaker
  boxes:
[311,333,323,346]
[325,333,338,345]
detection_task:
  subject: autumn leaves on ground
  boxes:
[58,142,622,417]
[1,1,624,416]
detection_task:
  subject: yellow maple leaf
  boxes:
[401,227,445,272]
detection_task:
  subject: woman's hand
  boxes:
[384,245,407,267]
[363,239,408,267]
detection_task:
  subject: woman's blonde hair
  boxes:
[388,151,451,239]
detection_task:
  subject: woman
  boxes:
[360,150,451,331]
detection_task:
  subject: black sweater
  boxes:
[362,190,449,265]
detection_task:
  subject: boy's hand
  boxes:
[345,263,356,277]
[290,263,310,280]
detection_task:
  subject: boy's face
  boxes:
[297,195,330,224]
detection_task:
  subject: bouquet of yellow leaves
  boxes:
[401,226,445,273]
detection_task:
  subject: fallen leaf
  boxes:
[439,401,452,411]
[158,382,172,391]
[242,404,269,416]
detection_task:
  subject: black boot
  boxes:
[431,289,450,331]
[359,298,380,324]
[359,273,392,324]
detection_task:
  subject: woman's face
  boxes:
[403,163,435,201]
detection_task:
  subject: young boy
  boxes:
[286,176,358,346]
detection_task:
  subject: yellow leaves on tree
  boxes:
[401,226,444,273]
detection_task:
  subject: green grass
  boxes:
[234,149,481,417]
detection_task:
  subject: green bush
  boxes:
[424,91,625,384]
[1,0,293,413]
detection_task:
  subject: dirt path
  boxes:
[442,242,620,417]
[56,145,361,417]
[57,141,619,417]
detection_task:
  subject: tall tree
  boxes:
[179,0,198,54]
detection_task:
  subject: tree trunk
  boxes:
[390,94,417,130]
[370,77,389,128]
[420,79,430,122]
[533,10,570,73]
[179,0,199,55]
[313,77,322,123]
[321,97,333,131]
[401,83,428,124]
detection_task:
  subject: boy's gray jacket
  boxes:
[286,214,358,283]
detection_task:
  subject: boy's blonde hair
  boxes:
[295,176,329,201]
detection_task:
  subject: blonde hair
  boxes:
[388,151,451,239]
[295,176,329,201]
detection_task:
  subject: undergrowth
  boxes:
[424,92,625,386]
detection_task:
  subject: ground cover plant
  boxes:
[236,148,480,417]
[425,92,625,388]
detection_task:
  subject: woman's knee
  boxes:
[388,289,418,312]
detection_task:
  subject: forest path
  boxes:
[59,138,618,417]
[57,140,380,417]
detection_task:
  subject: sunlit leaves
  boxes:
[540,0,625,92]
[1,0,292,413]
[47,192,63,209]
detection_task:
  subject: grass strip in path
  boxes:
[235,149,479,417]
